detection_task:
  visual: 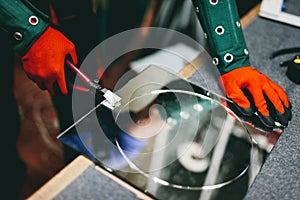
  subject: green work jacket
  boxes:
[0,0,49,56]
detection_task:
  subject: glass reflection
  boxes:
[58,66,280,200]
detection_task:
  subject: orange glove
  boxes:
[220,66,292,132]
[21,26,78,95]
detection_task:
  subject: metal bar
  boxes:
[199,115,235,200]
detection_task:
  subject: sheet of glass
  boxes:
[58,65,282,200]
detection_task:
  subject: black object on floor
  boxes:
[280,54,300,84]
[270,47,300,84]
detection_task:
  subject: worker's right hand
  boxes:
[21,26,78,95]
[219,66,292,132]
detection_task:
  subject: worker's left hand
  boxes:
[219,66,292,132]
[21,26,78,95]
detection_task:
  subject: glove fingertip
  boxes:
[276,111,289,127]
[285,104,292,120]
[275,102,292,124]
[70,50,78,65]
[61,84,68,95]
[57,78,68,95]
[257,113,275,129]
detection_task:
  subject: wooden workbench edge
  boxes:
[241,2,261,28]
[94,166,155,200]
[27,156,93,200]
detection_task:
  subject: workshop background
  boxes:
[14,0,299,199]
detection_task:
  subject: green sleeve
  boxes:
[0,0,49,56]
[191,0,251,74]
